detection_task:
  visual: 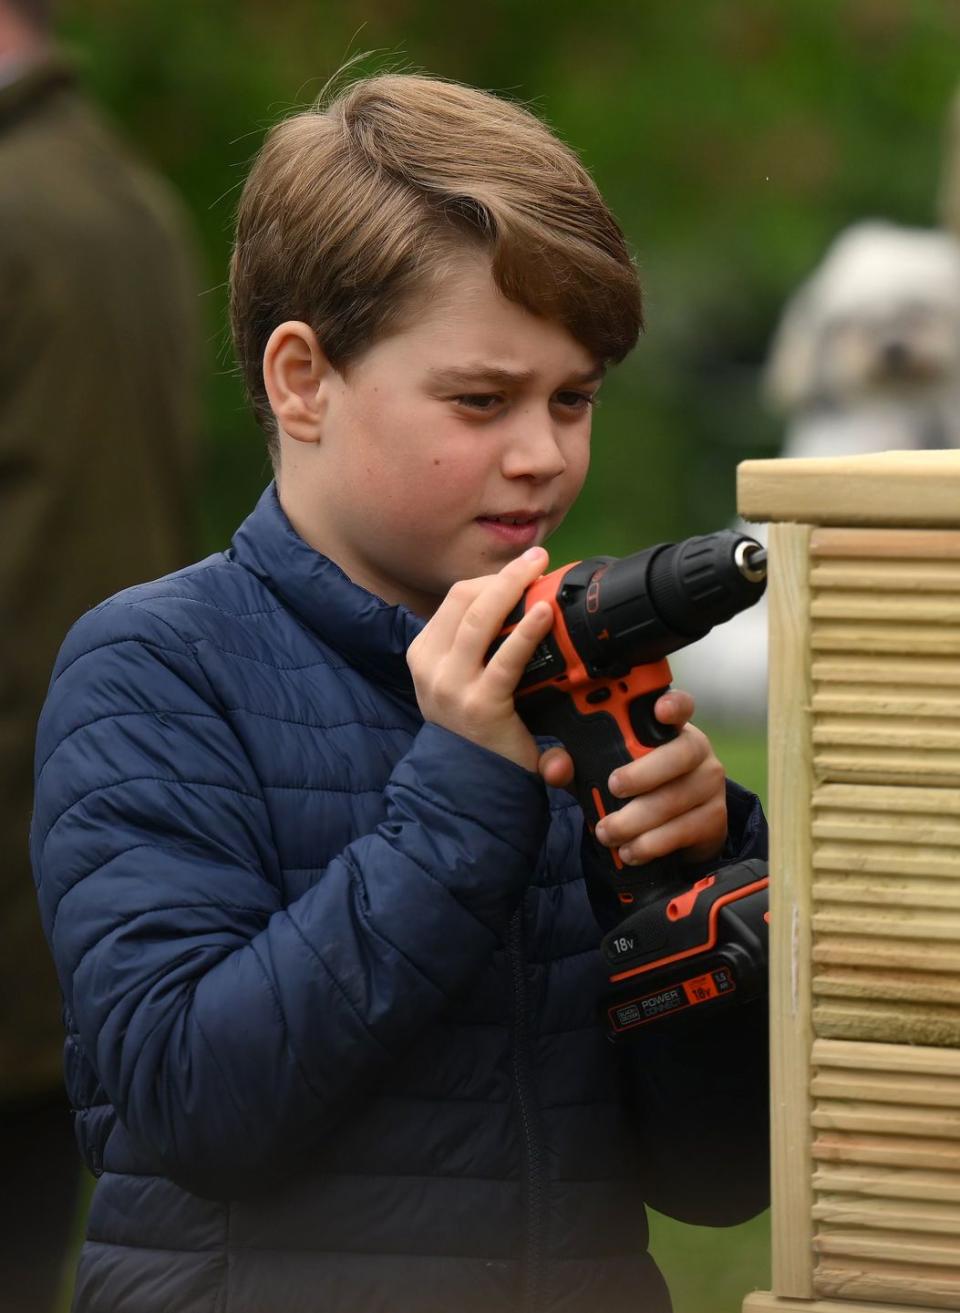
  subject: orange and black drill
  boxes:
[498,528,770,1037]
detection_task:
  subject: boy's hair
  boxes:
[230,73,643,464]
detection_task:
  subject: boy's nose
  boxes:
[500,415,568,482]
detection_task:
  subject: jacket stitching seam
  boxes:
[222,705,415,733]
[47,841,157,936]
[368,842,475,925]
[67,903,268,978]
[41,777,267,853]
[36,709,224,779]
[338,853,451,996]
[52,636,191,684]
[110,596,284,620]
[280,913,395,1059]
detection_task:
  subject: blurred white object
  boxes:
[674,221,960,727]
[767,220,960,457]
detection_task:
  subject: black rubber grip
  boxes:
[520,686,683,901]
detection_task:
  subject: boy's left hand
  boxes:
[538,689,727,866]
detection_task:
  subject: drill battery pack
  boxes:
[599,857,769,1039]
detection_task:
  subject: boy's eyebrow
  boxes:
[425,362,606,389]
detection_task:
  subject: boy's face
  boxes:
[276,255,602,617]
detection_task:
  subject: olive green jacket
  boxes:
[1,56,200,1098]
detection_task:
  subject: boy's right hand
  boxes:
[407,546,559,775]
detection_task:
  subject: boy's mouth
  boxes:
[476,512,545,547]
[478,513,542,526]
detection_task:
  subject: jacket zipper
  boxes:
[507,905,545,1312]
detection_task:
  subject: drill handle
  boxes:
[520,680,686,905]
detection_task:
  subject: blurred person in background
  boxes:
[0,0,202,1307]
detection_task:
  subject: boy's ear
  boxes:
[262,321,332,443]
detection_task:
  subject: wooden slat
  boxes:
[813,782,960,815]
[811,1103,960,1138]
[814,940,960,972]
[813,972,960,1007]
[767,522,815,1299]
[813,881,960,909]
[814,846,960,878]
[813,1002,960,1047]
[813,811,960,841]
[812,1072,960,1107]
[812,656,960,687]
[813,719,960,749]
[812,594,960,622]
[813,1196,960,1233]
[812,623,960,655]
[815,1229,960,1267]
[737,451,960,526]
[814,1132,960,1170]
[815,1260,960,1310]
[811,561,960,591]
[813,1164,960,1204]
[812,1039,960,1076]
[745,1293,941,1313]
[814,693,960,724]
[812,754,960,787]
[812,911,960,939]
[811,528,960,559]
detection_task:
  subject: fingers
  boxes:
[537,745,575,790]
[410,547,549,670]
[407,575,487,661]
[405,547,556,773]
[608,723,711,799]
[612,793,728,866]
[653,688,695,727]
[456,547,549,668]
[482,597,554,696]
[595,724,727,866]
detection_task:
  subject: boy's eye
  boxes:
[554,390,598,411]
[454,394,502,411]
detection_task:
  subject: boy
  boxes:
[32,74,769,1313]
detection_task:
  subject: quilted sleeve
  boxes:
[32,601,549,1198]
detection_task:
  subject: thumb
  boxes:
[538,745,575,790]
[654,687,695,728]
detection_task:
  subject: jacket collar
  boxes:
[229,484,424,698]
[0,53,73,131]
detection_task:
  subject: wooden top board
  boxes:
[737,450,960,526]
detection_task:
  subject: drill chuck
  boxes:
[647,530,767,639]
[577,529,767,673]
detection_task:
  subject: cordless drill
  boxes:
[497,529,770,1037]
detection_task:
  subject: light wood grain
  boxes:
[745,1293,951,1312]
[816,1261,960,1310]
[767,522,815,1298]
[812,528,960,559]
[738,450,960,525]
[813,1039,960,1075]
[745,1291,940,1313]
[740,478,960,1313]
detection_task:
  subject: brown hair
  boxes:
[230,72,643,463]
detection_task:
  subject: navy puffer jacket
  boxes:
[32,485,769,1313]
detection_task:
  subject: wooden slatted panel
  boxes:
[812,1040,960,1308]
[809,531,960,788]
[811,783,960,1047]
